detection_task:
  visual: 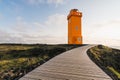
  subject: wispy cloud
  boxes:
[26,0,65,6]
[47,0,64,4]
[26,0,44,4]
[84,20,120,46]
[0,29,24,43]
[7,14,67,44]
[1,15,120,45]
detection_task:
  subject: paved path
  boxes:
[20,45,112,80]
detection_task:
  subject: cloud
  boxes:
[92,20,120,39]
[26,0,64,6]
[83,20,120,46]
[1,14,119,45]
[12,16,31,32]
[8,14,67,44]
[47,0,64,4]
[0,30,11,42]
[44,14,67,35]
[26,0,44,4]
[0,29,24,43]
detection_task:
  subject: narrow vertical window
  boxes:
[75,26,78,30]
[78,38,81,42]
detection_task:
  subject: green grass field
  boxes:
[87,45,120,80]
[0,44,82,80]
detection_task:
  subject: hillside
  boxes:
[87,45,120,80]
[0,44,82,80]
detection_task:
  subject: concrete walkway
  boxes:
[20,45,112,80]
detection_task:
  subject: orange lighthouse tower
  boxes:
[67,9,82,44]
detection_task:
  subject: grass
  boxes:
[0,45,34,51]
[0,57,44,72]
[0,44,82,80]
[87,45,120,80]
[107,66,120,79]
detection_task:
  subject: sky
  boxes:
[0,0,120,46]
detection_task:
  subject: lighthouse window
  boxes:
[75,26,78,30]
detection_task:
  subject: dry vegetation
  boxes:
[0,44,82,80]
[87,45,120,80]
